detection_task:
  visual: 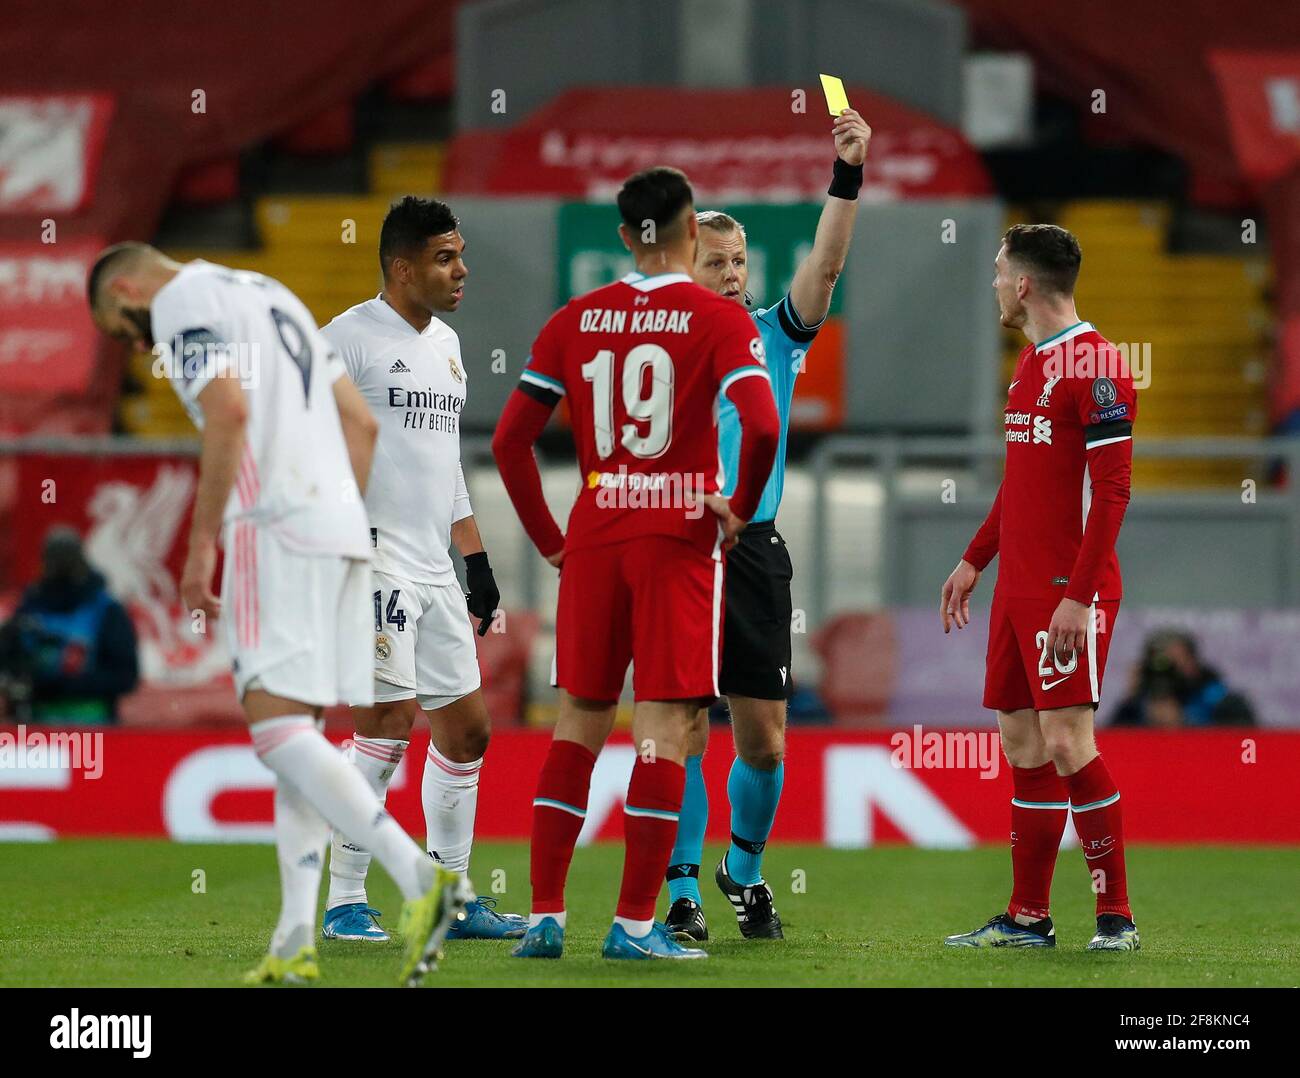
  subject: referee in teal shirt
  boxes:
[663,107,872,942]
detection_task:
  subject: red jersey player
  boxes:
[492,167,779,961]
[941,224,1139,952]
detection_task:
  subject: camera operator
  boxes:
[0,527,139,724]
[1111,629,1254,728]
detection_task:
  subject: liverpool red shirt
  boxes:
[517,271,773,554]
[964,322,1137,603]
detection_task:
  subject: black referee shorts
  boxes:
[719,520,794,701]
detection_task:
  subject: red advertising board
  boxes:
[1210,52,1300,188]
[10,451,230,689]
[4,451,539,724]
[1208,51,1300,424]
[446,86,991,202]
[0,95,114,215]
[0,241,106,434]
[1,727,1293,846]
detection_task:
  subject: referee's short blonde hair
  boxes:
[696,210,746,239]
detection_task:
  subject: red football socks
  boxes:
[615,757,686,923]
[529,739,597,915]
[1064,754,1132,921]
[1008,761,1069,923]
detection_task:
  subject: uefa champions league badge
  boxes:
[1092,377,1117,407]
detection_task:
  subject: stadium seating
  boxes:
[1002,201,1271,488]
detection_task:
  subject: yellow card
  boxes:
[819,73,850,117]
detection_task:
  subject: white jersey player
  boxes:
[317,197,525,941]
[87,245,469,986]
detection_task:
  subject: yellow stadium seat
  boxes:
[999,201,1270,487]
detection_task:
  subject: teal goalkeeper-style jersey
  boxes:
[717,292,822,523]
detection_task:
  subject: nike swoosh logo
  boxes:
[625,940,653,955]
[1084,850,1110,860]
[1009,380,1020,391]
[1041,676,1071,690]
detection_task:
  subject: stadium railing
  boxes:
[4,432,1297,629]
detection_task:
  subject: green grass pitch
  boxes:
[2,840,1296,987]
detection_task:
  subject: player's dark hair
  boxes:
[86,241,154,310]
[617,167,694,246]
[1002,224,1082,297]
[379,196,460,276]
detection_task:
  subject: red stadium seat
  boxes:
[810,611,898,727]
[385,56,455,102]
[274,102,355,156]
[171,156,240,205]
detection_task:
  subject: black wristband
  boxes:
[828,157,863,200]
[464,551,491,574]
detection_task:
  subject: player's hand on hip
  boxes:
[833,108,871,166]
[181,538,221,621]
[940,559,980,633]
[700,493,745,549]
[1046,597,1090,665]
[545,547,566,570]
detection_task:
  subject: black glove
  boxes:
[464,552,500,637]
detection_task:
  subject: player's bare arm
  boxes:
[332,374,379,495]
[180,375,249,619]
[788,108,870,326]
[451,514,484,556]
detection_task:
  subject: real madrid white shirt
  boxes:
[151,260,371,559]
[320,295,472,586]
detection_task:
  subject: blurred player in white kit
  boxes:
[86,243,470,986]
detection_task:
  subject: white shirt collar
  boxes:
[620,271,693,292]
[1034,321,1094,353]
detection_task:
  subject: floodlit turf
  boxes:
[1,840,1296,987]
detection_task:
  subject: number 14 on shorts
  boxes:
[374,589,407,632]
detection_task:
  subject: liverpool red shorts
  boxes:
[555,535,724,702]
[983,591,1120,713]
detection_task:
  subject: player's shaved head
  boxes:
[86,241,181,349]
[380,196,461,278]
[1002,224,1082,297]
[617,167,695,249]
[86,241,163,314]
